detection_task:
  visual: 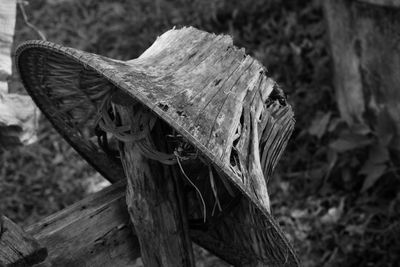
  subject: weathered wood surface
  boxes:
[23,175,295,266]
[23,178,259,266]
[0,215,47,267]
[22,173,299,266]
[25,181,234,267]
[323,0,400,149]
[24,179,242,266]
[115,105,195,267]
[25,181,141,267]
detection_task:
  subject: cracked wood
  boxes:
[26,181,140,267]
[115,105,195,267]
[0,215,47,267]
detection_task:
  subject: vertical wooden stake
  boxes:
[115,104,195,267]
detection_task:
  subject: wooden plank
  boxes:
[0,215,47,267]
[26,182,141,267]
[25,180,241,266]
[23,177,294,266]
[26,180,233,267]
[23,180,235,266]
[115,105,195,267]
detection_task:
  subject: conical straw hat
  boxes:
[16,27,299,266]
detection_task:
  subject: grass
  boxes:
[2,0,399,266]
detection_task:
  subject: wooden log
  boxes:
[24,174,297,266]
[24,180,240,266]
[0,215,47,267]
[26,181,141,267]
[115,105,195,267]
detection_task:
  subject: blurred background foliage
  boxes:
[1,0,399,266]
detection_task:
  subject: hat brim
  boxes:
[17,35,298,266]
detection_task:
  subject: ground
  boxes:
[1,0,399,266]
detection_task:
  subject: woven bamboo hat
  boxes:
[16,27,299,266]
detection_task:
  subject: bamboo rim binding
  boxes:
[94,90,237,223]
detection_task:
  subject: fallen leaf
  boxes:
[360,164,387,192]
[308,111,331,139]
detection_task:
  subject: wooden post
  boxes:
[115,104,195,267]
[0,215,47,267]
[323,0,400,149]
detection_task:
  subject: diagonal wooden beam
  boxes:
[24,181,239,266]
[25,181,141,267]
[0,215,47,267]
[25,174,298,266]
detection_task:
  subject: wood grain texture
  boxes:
[115,28,298,266]
[116,105,195,267]
[0,215,47,267]
[24,177,298,266]
[23,180,288,266]
[26,182,141,267]
[117,27,294,214]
